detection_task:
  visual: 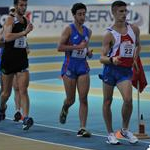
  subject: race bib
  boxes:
[14,36,27,48]
[71,48,87,58]
[120,42,135,58]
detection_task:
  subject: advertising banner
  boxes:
[0,5,149,37]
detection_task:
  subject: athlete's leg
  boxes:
[63,75,76,108]
[16,71,29,118]
[117,80,138,143]
[76,73,92,137]
[102,82,114,133]
[59,75,76,124]
[16,71,33,130]
[117,80,133,129]
[13,75,22,121]
[1,73,14,109]
[0,73,14,120]
[13,75,21,112]
[77,74,89,129]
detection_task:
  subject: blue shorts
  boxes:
[101,64,133,86]
[61,58,90,79]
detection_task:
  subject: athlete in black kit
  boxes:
[0,0,33,130]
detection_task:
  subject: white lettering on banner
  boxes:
[26,5,149,38]
[86,10,113,22]
[31,10,114,24]
[32,10,72,23]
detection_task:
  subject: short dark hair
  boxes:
[14,0,28,5]
[71,3,87,15]
[111,1,127,12]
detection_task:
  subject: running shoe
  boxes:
[106,133,120,145]
[22,117,34,130]
[13,111,22,122]
[121,128,138,144]
[77,128,91,137]
[59,106,68,124]
[0,105,7,121]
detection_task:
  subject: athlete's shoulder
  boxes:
[129,23,140,35]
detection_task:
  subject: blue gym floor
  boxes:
[0,39,150,150]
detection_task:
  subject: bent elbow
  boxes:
[57,46,61,52]
[4,37,10,42]
[99,58,103,63]
[100,57,104,64]
[4,34,12,42]
[57,45,64,52]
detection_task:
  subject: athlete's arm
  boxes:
[57,26,87,52]
[4,16,33,42]
[86,29,93,58]
[0,28,4,47]
[100,31,121,65]
[132,24,141,60]
[100,32,113,64]
[0,29,3,41]
[0,29,3,44]
[26,41,30,54]
[131,24,141,71]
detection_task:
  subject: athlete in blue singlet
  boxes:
[58,3,93,137]
[61,23,90,79]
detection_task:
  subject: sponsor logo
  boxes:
[73,35,78,40]
[66,70,71,76]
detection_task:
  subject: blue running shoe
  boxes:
[22,117,34,130]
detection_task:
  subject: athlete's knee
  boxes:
[80,98,88,106]
[13,86,19,91]
[1,91,11,101]
[19,88,28,96]
[79,94,88,102]
[65,97,75,106]
[124,98,132,106]
[103,98,112,107]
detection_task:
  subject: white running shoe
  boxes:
[106,133,120,145]
[121,129,138,144]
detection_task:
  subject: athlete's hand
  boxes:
[112,56,121,65]
[133,60,139,72]
[77,40,88,50]
[24,23,33,35]
[87,49,93,58]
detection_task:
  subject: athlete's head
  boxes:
[71,3,87,25]
[14,0,27,5]
[111,1,127,22]
[14,0,28,16]
[71,3,87,15]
